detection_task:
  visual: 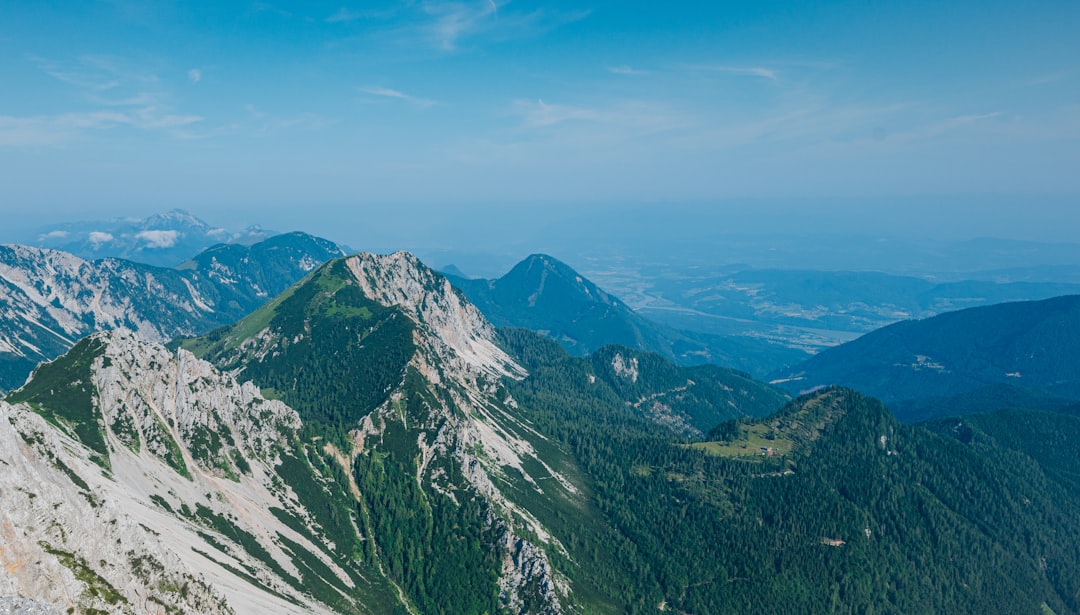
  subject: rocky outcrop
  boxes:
[345,251,526,381]
[344,252,571,614]
[0,331,355,614]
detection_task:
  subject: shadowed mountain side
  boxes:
[772,295,1080,422]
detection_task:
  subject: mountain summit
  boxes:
[184,252,581,613]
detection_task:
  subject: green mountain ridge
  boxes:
[500,333,1080,614]
[182,253,594,613]
[772,294,1080,422]
[584,344,790,436]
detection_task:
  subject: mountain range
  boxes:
[0,251,786,613]
[0,232,344,393]
[3,247,1080,613]
[771,294,1080,422]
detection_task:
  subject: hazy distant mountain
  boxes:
[771,295,1080,421]
[447,253,807,377]
[447,254,658,352]
[27,208,278,267]
[0,232,344,392]
[438,263,471,278]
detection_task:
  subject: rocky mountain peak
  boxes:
[145,208,211,229]
[344,251,525,380]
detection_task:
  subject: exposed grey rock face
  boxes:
[0,596,63,615]
[345,251,526,381]
[0,331,348,614]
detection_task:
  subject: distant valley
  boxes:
[581,263,1080,353]
[425,223,1080,357]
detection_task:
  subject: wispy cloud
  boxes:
[0,108,205,146]
[325,7,397,23]
[34,54,164,91]
[1025,71,1071,87]
[515,99,601,128]
[950,112,1002,124]
[423,0,501,51]
[694,65,779,80]
[326,7,362,23]
[609,65,648,76]
[360,87,437,108]
[239,104,337,136]
[87,91,161,107]
[187,68,202,84]
[877,111,1005,144]
[249,2,293,19]
[363,1,590,54]
[511,99,689,135]
[30,55,122,91]
[1,55,207,145]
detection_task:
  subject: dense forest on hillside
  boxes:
[501,329,1080,614]
[176,258,1080,614]
[774,295,1080,422]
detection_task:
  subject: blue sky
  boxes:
[1,1,1078,244]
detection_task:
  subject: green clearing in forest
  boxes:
[690,422,794,461]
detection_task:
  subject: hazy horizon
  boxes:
[2,1,1078,250]
[6,197,1080,251]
